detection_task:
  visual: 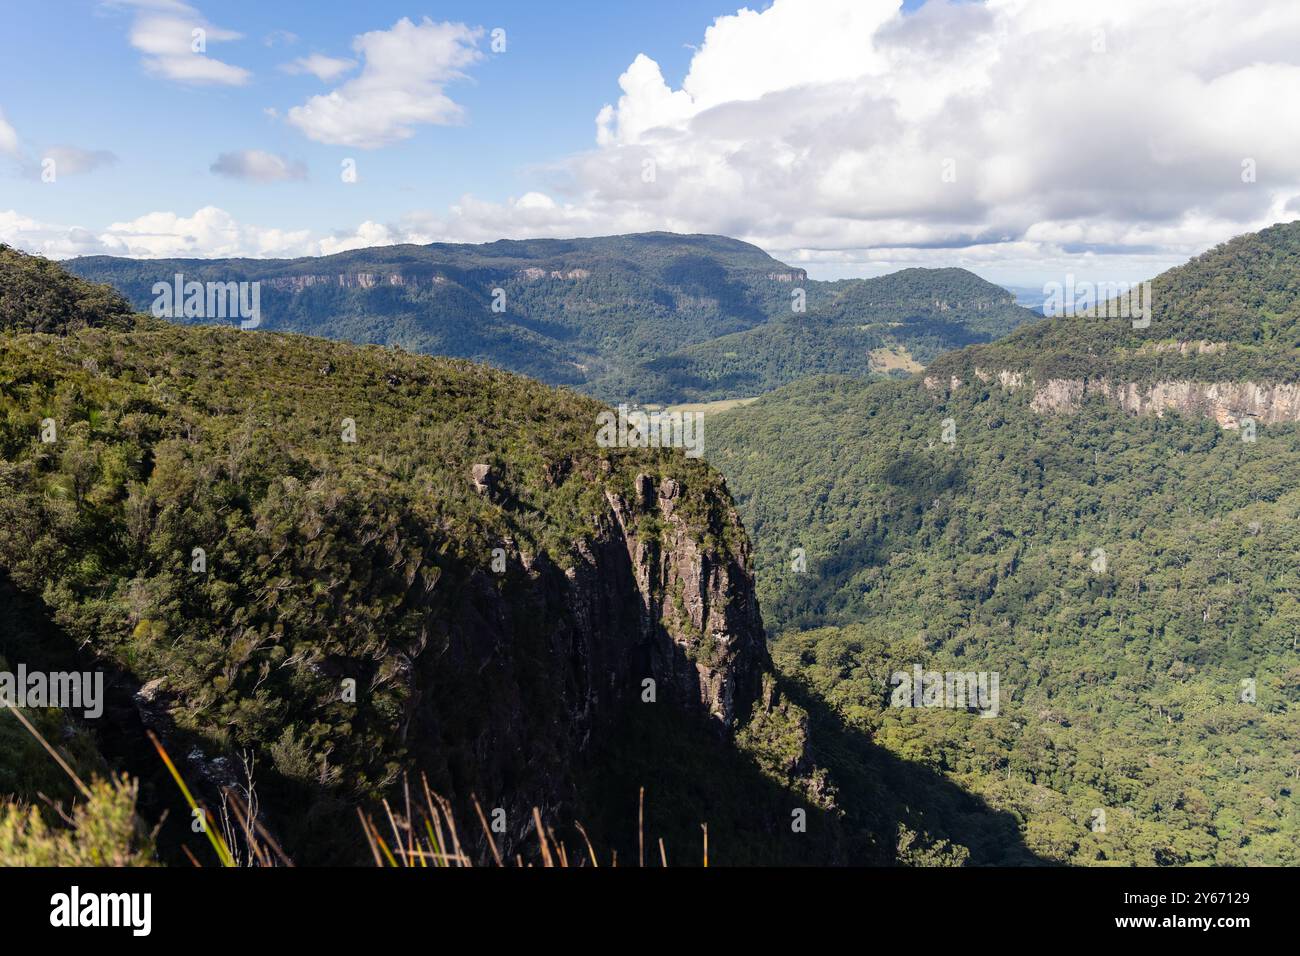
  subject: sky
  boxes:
[2,0,1299,285]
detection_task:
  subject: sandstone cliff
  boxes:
[926,356,1300,429]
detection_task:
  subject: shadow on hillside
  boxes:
[0,572,186,852]
[572,698,852,866]
[777,672,1049,866]
[762,452,969,630]
[0,564,1046,867]
[572,672,1048,867]
[769,522,925,631]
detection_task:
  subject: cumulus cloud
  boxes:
[17,0,1300,283]
[0,207,316,259]
[280,53,357,82]
[0,202,543,261]
[0,206,409,260]
[210,150,307,183]
[0,210,114,258]
[99,207,314,257]
[113,0,251,85]
[286,17,483,148]
[559,0,1300,280]
[317,221,409,256]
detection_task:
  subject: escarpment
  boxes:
[604,473,768,729]
[1025,377,1300,425]
[400,465,772,860]
[926,368,1300,428]
[921,221,1300,429]
[0,249,783,864]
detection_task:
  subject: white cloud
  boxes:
[113,0,251,86]
[317,221,407,255]
[210,150,307,183]
[0,200,596,261]
[95,206,315,257]
[0,207,313,259]
[18,0,1300,284]
[280,53,357,82]
[0,210,116,258]
[0,207,397,260]
[286,17,483,148]
[558,0,1300,280]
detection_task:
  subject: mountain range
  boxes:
[67,235,1038,405]
[0,241,1034,866]
[2,219,1297,867]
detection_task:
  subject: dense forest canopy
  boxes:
[706,223,1300,865]
[1,247,1035,866]
[1,244,136,336]
[5,218,1298,868]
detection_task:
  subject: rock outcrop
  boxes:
[264,273,448,292]
[1026,378,1300,426]
[928,364,1300,428]
[398,465,773,860]
[604,473,767,729]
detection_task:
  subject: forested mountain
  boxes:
[706,222,1300,865]
[927,221,1300,390]
[605,268,1034,402]
[0,246,1038,867]
[66,236,1037,405]
[11,219,1296,869]
[1,245,136,335]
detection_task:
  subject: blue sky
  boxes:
[2,1,726,240]
[2,0,1298,285]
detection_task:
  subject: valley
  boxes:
[2,219,1296,868]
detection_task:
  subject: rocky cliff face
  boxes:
[0,241,787,862]
[260,267,601,292]
[264,272,447,291]
[120,458,777,862]
[1025,378,1300,426]
[926,361,1300,428]
[607,473,767,729]
[393,465,771,860]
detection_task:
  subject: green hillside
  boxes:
[66,234,802,399]
[1,244,136,335]
[608,268,1034,402]
[928,221,1300,387]
[0,247,1042,867]
[707,224,1300,865]
[1,245,770,863]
